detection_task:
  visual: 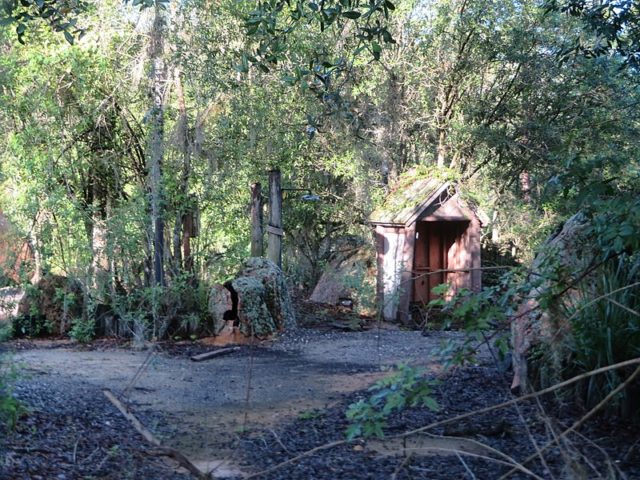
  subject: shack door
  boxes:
[413,221,467,303]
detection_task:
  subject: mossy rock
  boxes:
[208,258,296,339]
[231,276,276,337]
[237,257,295,330]
[16,275,82,337]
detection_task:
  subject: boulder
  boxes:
[511,214,591,393]
[231,276,276,337]
[208,257,295,338]
[0,212,34,284]
[309,246,376,316]
[0,287,25,327]
[208,284,233,335]
[16,275,83,336]
[237,257,295,330]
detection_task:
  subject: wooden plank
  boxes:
[266,225,284,236]
[190,346,240,362]
[250,182,264,257]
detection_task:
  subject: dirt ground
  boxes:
[2,317,638,479]
[2,323,471,478]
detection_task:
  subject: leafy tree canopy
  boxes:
[547,0,640,67]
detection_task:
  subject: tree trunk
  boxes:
[172,67,191,275]
[520,170,531,203]
[149,3,166,289]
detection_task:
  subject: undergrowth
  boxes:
[0,353,20,431]
[560,255,640,417]
[345,363,439,440]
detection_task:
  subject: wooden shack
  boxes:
[370,178,482,323]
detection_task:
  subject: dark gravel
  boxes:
[240,367,640,479]
[0,378,194,480]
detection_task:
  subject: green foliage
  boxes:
[545,0,640,68]
[69,317,95,343]
[0,0,88,44]
[558,255,640,415]
[0,323,11,342]
[12,314,52,338]
[345,364,439,440]
[429,277,523,367]
[242,0,397,71]
[0,354,20,431]
[297,409,325,421]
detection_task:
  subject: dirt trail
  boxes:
[10,328,467,476]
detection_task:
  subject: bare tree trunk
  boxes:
[520,170,531,203]
[250,182,263,257]
[144,3,168,341]
[172,67,191,274]
[149,3,166,289]
[436,127,447,167]
[29,213,43,285]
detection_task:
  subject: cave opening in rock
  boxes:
[222,281,239,326]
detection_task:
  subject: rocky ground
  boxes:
[1,305,639,479]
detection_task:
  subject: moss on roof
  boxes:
[370,176,447,225]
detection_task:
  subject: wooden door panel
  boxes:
[413,221,468,303]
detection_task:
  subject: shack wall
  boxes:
[375,225,408,321]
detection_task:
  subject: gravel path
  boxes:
[3,326,636,479]
[2,326,471,478]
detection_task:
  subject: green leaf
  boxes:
[371,42,382,60]
[63,30,74,45]
[345,424,362,441]
[342,11,361,19]
[423,396,440,411]
[384,0,395,10]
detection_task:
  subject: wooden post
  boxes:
[267,169,283,268]
[250,182,264,257]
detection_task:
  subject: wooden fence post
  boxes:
[250,182,263,257]
[267,169,283,268]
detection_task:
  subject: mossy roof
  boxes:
[370,178,450,226]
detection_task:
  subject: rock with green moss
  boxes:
[208,257,296,338]
[208,284,232,334]
[231,276,276,337]
[237,257,295,330]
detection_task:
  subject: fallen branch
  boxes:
[391,452,413,480]
[190,346,241,362]
[103,389,210,479]
[243,440,347,480]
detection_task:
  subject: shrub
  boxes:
[0,354,20,431]
[345,364,439,440]
[558,255,640,417]
[69,317,95,343]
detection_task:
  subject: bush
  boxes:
[0,354,20,431]
[558,255,640,417]
[69,317,95,343]
[345,364,439,440]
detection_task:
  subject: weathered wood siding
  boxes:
[375,225,407,321]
